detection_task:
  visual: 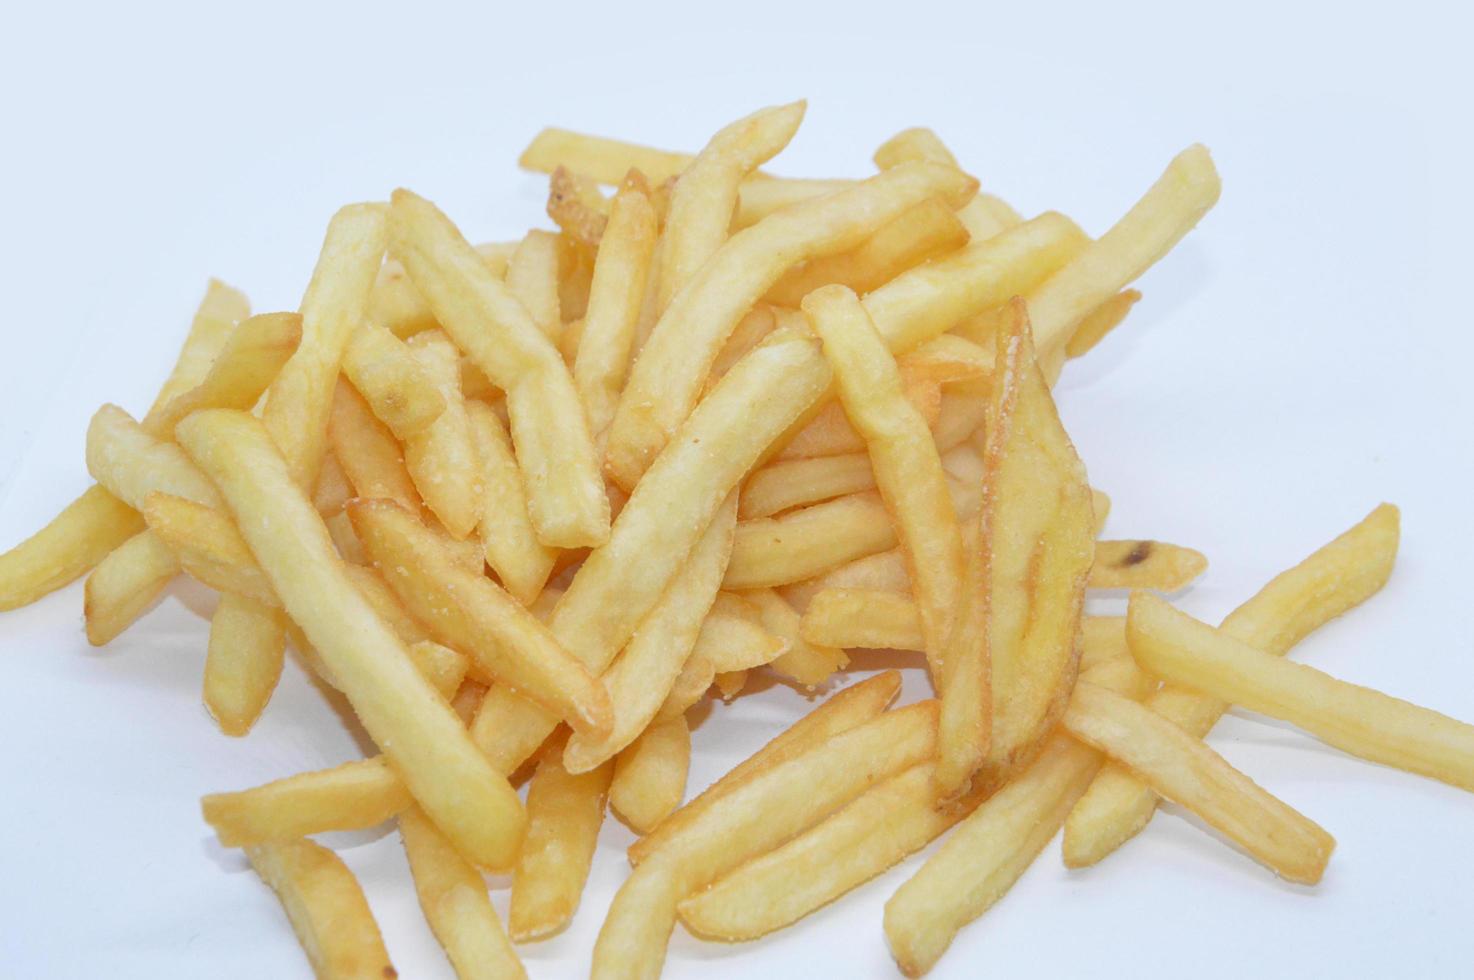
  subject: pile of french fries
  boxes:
[1,101,1467,979]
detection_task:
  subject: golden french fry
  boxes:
[400,805,526,980]
[0,486,144,611]
[86,403,222,511]
[506,229,563,342]
[341,320,448,439]
[724,492,899,590]
[572,172,658,441]
[145,278,252,421]
[655,656,717,723]
[519,126,697,185]
[739,453,875,520]
[204,758,409,846]
[246,838,395,980]
[657,102,806,311]
[405,639,470,700]
[1063,681,1335,883]
[369,247,516,341]
[1065,503,1400,868]
[546,166,610,246]
[711,306,778,379]
[742,587,846,688]
[142,492,274,603]
[1129,591,1474,792]
[348,498,612,738]
[177,409,525,869]
[593,701,938,979]
[146,312,303,438]
[402,331,482,539]
[389,189,609,548]
[898,333,994,385]
[871,126,1022,242]
[606,161,979,490]
[629,669,901,865]
[563,494,736,774]
[765,199,969,307]
[83,530,178,645]
[775,368,942,460]
[465,399,556,606]
[610,713,690,834]
[1066,288,1141,358]
[328,380,422,512]
[800,587,922,651]
[732,178,854,229]
[692,599,788,673]
[1090,539,1208,591]
[511,732,613,942]
[204,593,286,737]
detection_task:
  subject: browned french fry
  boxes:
[1090,539,1208,591]
[546,166,610,246]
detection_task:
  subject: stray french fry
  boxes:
[610,713,691,834]
[402,331,482,539]
[466,399,557,606]
[1090,539,1208,591]
[204,594,286,737]
[204,758,409,846]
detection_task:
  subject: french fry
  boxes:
[177,409,525,869]
[405,639,470,700]
[204,593,286,737]
[204,758,409,846]
[629,670,902,865]
[146,312,303,438]
[1128,591,1474,792]
[739,453,875,519]
[655,656,717,723]
[86,403,223,511]
[711,306,778,379]
[692,594,789,673]
[506,229,564,342]
[714,669,748,700]
[83,530,179,645]
[389,189,610,548]
[246,838,395,980]
[546,166,610,246]
[1064,504,1400,867]
[657,102,807,312]
[369,246,516,342]
[801,587,923,651]
[563,494,737,774]
[402,331,482,539]
[732,178,854,229]
[1027,145,1220,357]
[871,126,1022,242]
[1090,487,1112,536]
[742,587,846,688]
[0,486,143,611]
[313,453,353,517]
[348,498,612,738]
[572,171,658,441]
[724,492,900,590]
[774,368,942,460]
[465,399,556,606]
[519,126,697,185]
[511,732,613,942]
[765,199,969,307]
[1063,681,1335,883]
[593,701,939,979]
[606,161,980,490]
[146,278,252,420]
[1065,288,1141,358]
[400,805,526,980]
[1089,539,1208,591]
[328,380,422,511]
[610,713,690,834]
[341,320,448,440]
[1080,615,1129,669]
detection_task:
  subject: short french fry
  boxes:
[204,593,286,737]
[742,587,846,688]
[146,312,303,438]
[400,805,526,980]
[341,320,448,439]
[1090,539,1208,591]
[83,530,178,645]
[506,229,563,342]
[246,838,395,980]
[611,713,690,834]
[329,380,422,512]
[402,331,482,539]
[0,486,143,611]
[466,399,556,606]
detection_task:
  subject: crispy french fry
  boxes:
[610,713,690,834]
[246,838,395,980]
[801,587,923,651]
[563,494,736,774]
[466,400,556,606]
[83,530,178,645]
[145,278,252,420]
[1066,288,1141,358]
[204,593,286,737]
[177,409,525,869]
[606,161,980,490]
[739,453,875,520]
[511,733,613,942]
[0,486,144,611]
[742,587,846,688]
[1090,539,1208,591]
[546,166,610,246]
[348,498,611,738]
[146,312,303,438]
[341,320,448,439]
[328,379,422,511]
[402,331,482,539]
[1129,591,1474,792]
[506,229,563,342]
[629,670,902,864]
[204,758,410,846]
[724,492,899,590]
[657,102,806,311]
[1063,681,1335,883]
[572,172,658,441]
[1065,503,1400,868]
[775,367,942,460]
[390,189,609,548]
[400,805,526,980]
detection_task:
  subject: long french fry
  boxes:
[0,486,143,611]
[328,380,423,512]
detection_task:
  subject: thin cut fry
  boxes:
[1065,288,1141,358]
[329,380,422,512]
[506,229,563,342]
[0,486,143,611]
[466,399,557,606]
[146,312,303,438]
[610,713,690,834]
[204,593,286,737]
[402,331,482,539]
[1090,539,1208,591]
[341,320,448,439]
[145,278,252,421]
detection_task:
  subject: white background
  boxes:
[2,1,1471,977]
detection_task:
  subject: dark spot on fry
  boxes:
[1120,541,1153,567]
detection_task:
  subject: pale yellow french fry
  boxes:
[714,669,749,700]
[1090,539,1208,591]
[86,403,223,511]
[732,178,854,228]
[871,126,1022,243]
[466,400,556,606]
[739,453,875,520]
[1129,591,1474,792]
[606,161,979,490]
[742,587,847,688]
[506,229,563,343]
[204,758,409,846]
[593,701,938,979]
[692,595,789,673]
[801,587,923,651]
[400,805,526,980]
[177,409,525,869]
[402,331,482,539]
[141,493,274,603]
[573,173,658,440]
[246,838,395,980]
[204,593,286,737]
[1066,288,1141,358]
[657,102,806,311]
[312,452,353,517]
[1063,681,1335,883]
[610,713,690,834]
[147,312,303,438]
[724,492,898,590]
[328,380,422,512]
[0,486,144,611]
[710,306,777,379]
[341,320,448,439]
[1091,488,1112,537]
[629,669,902,865]
[563,494,737,774]
[511,732,612,942]
[775,368,942,460]
[1028,146,1220,357]
[519,127,697,186]
[145,278,252,420]
[369,246,515,341]
[390,189,609,548]
[1064,504,1400,868]
[655,657,717,724]
[83,530,179,645]
[1079,615,1129,670]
